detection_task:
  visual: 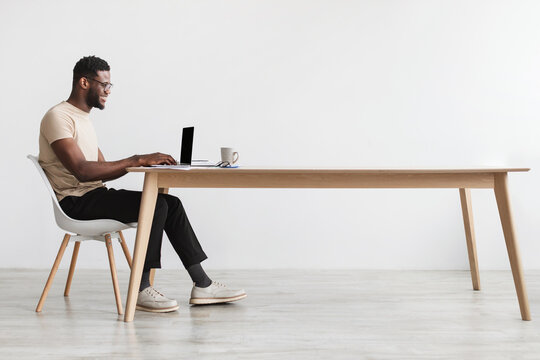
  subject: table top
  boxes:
[127,166,530,174]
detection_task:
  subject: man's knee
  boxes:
[162,194,183,211]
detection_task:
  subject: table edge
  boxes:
[126,167,530,174]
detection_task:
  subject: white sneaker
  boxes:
[190,281,247,305]
[136,286,179,313]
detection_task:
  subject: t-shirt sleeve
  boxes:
[40,109,75,144]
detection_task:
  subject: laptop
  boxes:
[179,127,218,167]
[152,127,221,168]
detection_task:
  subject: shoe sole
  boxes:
[189,293,247,305]
[136,304,179,313]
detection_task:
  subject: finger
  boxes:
[161,156,175,165]
[159,156,171,165]
[159,154,174,165]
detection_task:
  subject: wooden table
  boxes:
[124,167,531,322]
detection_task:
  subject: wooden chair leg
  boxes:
[36,234,70,312]
[64,241,81,296]
[459,188,480,290]
[105,234,124,315]
[118,231,132,268]
[149,268,156,286]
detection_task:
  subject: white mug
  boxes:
[220,147,239,165]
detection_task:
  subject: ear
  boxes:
[79,77,90,90]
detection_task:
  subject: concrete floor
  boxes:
[1,269,540,359]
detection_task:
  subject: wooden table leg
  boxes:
[124,173,159,322]
[459,188,480,290]
[494,173,531,321]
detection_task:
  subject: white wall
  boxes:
[1,0,539,270]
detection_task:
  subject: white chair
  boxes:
[28,155,136,315]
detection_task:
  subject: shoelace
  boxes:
[213,281,226,288]
[146,287,165,299]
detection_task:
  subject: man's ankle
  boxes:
[187,263,212,288]
[139,270,151,292]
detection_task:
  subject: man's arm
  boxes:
[97,147,133,182]
[51,138,176,183]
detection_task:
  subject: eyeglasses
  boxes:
[86,77,113,91]
[216,161,231,168]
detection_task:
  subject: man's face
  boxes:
[85,70,111,110]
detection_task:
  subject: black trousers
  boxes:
[59,187,208,271]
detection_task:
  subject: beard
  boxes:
[86,87,105,110]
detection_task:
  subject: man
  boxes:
[38,55,246,312]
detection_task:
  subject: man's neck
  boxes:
[66,94,92,113]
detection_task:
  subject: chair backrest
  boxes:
[27,155,75,226]
[28,154,136,237]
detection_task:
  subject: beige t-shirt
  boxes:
[39,101,104,201]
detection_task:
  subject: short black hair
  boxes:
[73,55,110,82]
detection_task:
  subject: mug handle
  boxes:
[232,152,239,164]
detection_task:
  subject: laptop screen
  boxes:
[180,127,194,165]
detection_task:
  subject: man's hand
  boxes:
[135,153,177,167]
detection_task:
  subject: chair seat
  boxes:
[54,206,137,236]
